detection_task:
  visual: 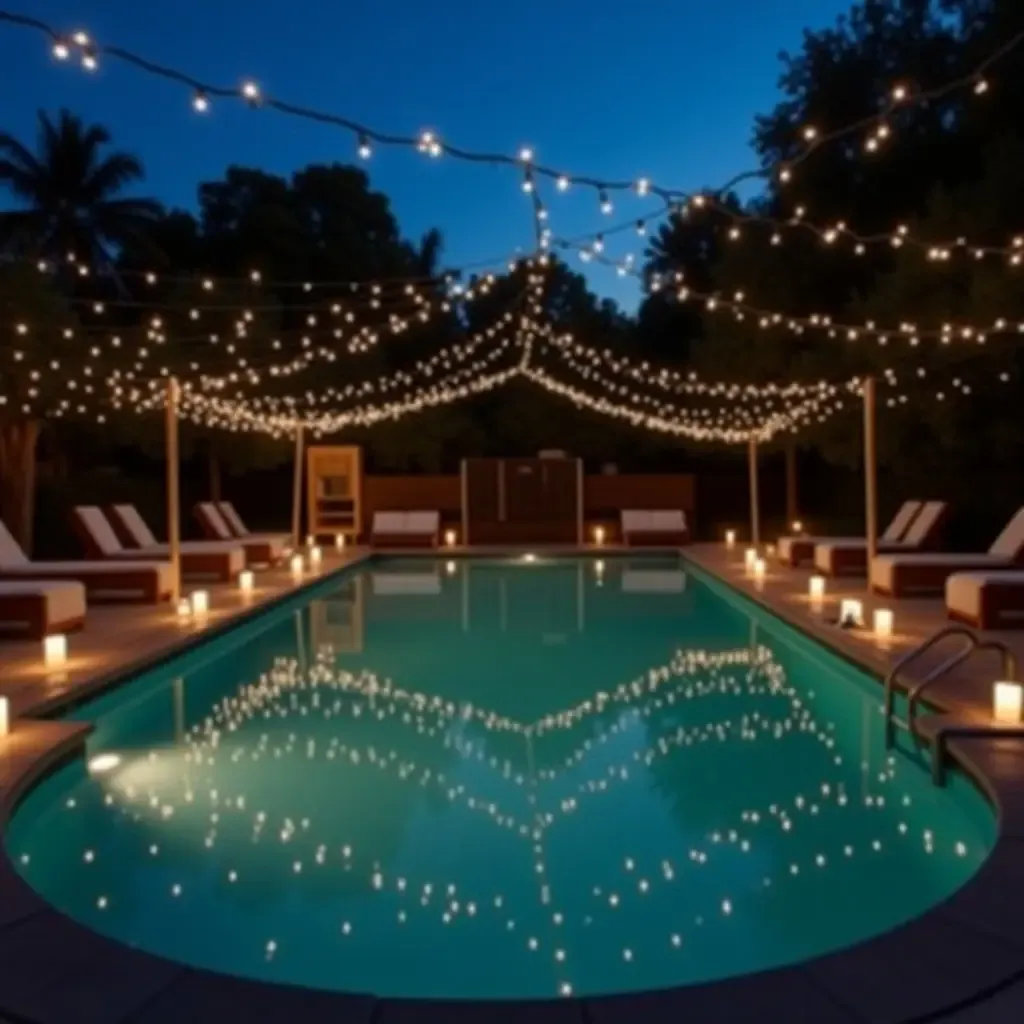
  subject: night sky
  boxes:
[3,0,851,306]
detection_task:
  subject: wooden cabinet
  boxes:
[306,446,363,542]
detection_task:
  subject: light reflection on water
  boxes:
[6,557,995,999]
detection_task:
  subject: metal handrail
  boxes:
[883,626,1016,747]
[907,640,1016,737]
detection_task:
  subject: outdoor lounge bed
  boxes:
[0,519,171,604]
[370,511,441,548]
[813,500,947,577]
[871,506,1024,598]
[947,571,1024,630]
[216,501,293,551]
[73,506,244,583]
[0,580,86,639]
[620,510,689,546]
[195,502,288,566]
[777,500,921,568]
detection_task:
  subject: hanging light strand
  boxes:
[5,10,1020,224]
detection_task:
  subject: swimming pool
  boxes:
[6,554,995,1000]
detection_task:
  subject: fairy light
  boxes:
[46,636,973,993]
[569,241,1024,343]
[7,9,1018,231]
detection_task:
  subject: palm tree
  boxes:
[0,109,162,268]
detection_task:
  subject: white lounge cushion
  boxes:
[0,520,30,567]
[622,570,686,593]
[373,512,406,534]
[0,580,86,624]
[778,535,830,560]
[883,500,924,541]
[946,571,1024,618]
[129,544,245,575]
[650,510,686,531]
[250,536,288,558]
[0,560,172,590]
[111,505,158,547]
[621,510,687,534]
[871,553,1013,592]
[76,506,125,555]
[783,502,924,565]
[989,507,1024,558]
[372,511,439,536]
[405,511,440,534]
[814,539,888,572]
[217,502,247,536]
[621,510,650,533]
[197,502,233,540]
[372,573,442,595]
[899,501,946,546]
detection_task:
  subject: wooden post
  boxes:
[165,377,181,605]
[460,459,470,547]
[785,439,798,527]
[863,376,878,566]
[291,422,304,549]
[748,435,760,547]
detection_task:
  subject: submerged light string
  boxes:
[53,639,980,995]
[3,10,1023,254]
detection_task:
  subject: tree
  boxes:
[0,109,162,271]
[0,264,80,550]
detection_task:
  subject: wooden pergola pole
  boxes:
[165,377,181,605]
[291,422,304,549]
[748,435,761,547]
[863,376,878,565]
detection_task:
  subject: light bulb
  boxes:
[193,91,209,113]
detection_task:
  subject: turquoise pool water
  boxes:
[6,555,995,999]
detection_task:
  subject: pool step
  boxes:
[882,625,1018,785]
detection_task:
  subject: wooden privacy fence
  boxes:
[360,465,697,544]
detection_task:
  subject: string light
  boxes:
[16,245,519,293]
[8,11,1018,227]
[566,242,1024,344]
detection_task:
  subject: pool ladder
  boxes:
[882,626,1018,783]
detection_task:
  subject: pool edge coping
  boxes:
[0,546,1021,1022]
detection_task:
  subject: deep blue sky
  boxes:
[3,0,852,306]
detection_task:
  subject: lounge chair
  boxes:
[73,506,244,583]
[0,519,171,604]
[0,581,86,639]
[947,572,1024,630]
[621,510,689,546]
[370,511,440,548]
[216,501,293,550]
[777,500,921,568]
[194,502,287,566]
[814,501,948,576]
[871,506,1024,597]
